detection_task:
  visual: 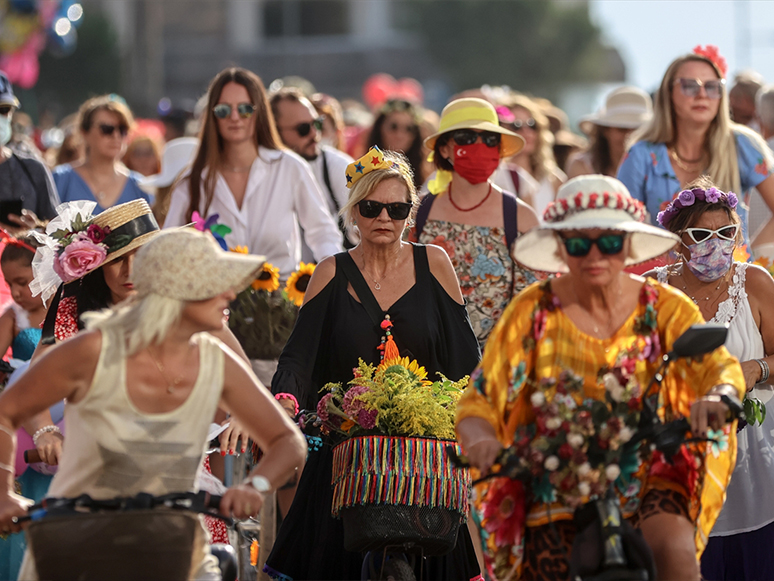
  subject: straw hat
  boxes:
[512,175,679,273]
[424,98,525,158]
[140,137,199,188]
[132,228,265,301]
[89,199,160,267]
[579,87,652,135]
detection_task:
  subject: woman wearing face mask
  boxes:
[645,177,774,581]
[411,98,540,345]
[53,95,151,213]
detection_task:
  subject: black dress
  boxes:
[265,244,482,581]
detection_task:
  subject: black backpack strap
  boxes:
[336,252,384,327]
[414,193,436,240]
[502,191,519,252]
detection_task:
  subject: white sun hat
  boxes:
[140,137,199,188]
[512,175,679,273]
[579,86,652,135]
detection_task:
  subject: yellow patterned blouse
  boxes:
[456,278,744,577]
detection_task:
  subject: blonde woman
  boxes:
[505,94,566,216]
[618,47,774,250]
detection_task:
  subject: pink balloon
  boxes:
[362,73,397,110]
[0,33,43,89]
[394,78,424,105]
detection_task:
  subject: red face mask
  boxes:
[452,142,500,184]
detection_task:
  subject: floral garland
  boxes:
[657,186,738,228]
[542,191,646,224]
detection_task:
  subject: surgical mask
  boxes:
[452,142,500,184]
[682,237,734,282]
[0,116,11,146]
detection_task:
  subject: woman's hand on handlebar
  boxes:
[0,493,28,535]
[463,439,504,474]
[220,484,263,520]
[690,395,730,438]
[35,431,63,466]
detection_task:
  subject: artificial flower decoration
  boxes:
[192,211,232,251]
[251,262,280,292]
[693,45,728,78]
[285,262,316,306]
[231,245,249,254]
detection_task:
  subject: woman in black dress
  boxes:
[265,147,482,580]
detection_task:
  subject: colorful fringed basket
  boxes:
[331,435,471,555]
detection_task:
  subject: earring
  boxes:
[353,220,357,225]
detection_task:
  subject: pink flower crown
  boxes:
[657,187,738,228]
[543,191,646,224]
[693,45,728,79]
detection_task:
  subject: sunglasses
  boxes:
[684,224,739,244]
[674,77,725,100]
[357,200,413,220]
[213,103,256,119]
[450,129,501,148]
[0,106,12,117]
[511,118,537,131]
[98,123,129,137]
[281,117,325,137]
[386,121,416,134]
[561,234,626,257]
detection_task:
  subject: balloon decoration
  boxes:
[0,0,84,88]
[362,73,424,111]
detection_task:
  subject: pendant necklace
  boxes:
[668,147,706,173]
[147,347,190,394]
[677,268,727,305]
[360,248,398,291]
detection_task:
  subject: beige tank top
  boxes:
[48,327,225,499]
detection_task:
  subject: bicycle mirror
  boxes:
[670,324,728,359]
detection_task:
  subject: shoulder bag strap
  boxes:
[502,191,519,251]
[414,193,436,240]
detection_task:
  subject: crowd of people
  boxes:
[0,41,769,581]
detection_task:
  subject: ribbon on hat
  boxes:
[346,146,396,189]
[427,169,452,196]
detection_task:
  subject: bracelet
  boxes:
[755,359,770,384]
[32,425,61,447]
[0,461,13,473]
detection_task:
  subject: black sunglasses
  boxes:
[213,103,256,119]
[357,200,412,220]
[560,234,626,257]
[450,129,501,148]
[98,123,129,137]
[280,117,325,137]
[0,106,12,116]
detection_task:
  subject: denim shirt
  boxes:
[617,132,772,249]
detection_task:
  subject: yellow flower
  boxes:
[341,419,356,432]
[285,262,316,306]
[734,244,750,263]
[378,356,430,385]
[231,245,249,254]
[251,262,280,292]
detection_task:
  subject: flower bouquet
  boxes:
[315,357,472,555]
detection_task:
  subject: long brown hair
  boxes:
[185,67,282,221]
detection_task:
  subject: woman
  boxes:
[456,175,745,581]
[505,94,566,217]
[365,99,426,190]
[164,67,342,277]
[412,97,540,345]
[648,178,774,581]
[0,228,307,580]
[566,86,652,178]
[617,47,774,249]
[265,148,482,580]
[122,127,163,177]
[53,95,151,213]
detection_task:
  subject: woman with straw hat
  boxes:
[412,97,540,345]
[0,228,307,580]
[456,175,745,580]
[566,86,652,179]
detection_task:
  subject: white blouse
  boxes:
[165,147,343,276]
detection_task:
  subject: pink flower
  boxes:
[677,190,695,206]
[342,385,370,416]
[86,223,110,243]
[704,187,722,204]
[53,239,107,283]
[533,309,547,340]
[482,479,526,548]
[316,393,333,422]
[357,408,378,430]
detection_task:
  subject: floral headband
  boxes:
[693,45,728,79]
[0,230,36,253]
[543,191,646,223]
[345,145,407,189]
[656,187,738,228]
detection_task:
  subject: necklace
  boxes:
[676,265,729,305]
[571,279,624,338]
[668,147,706,172]
[85,164,118,202]
[448,183,492,212]
[147,347,190,394]
[360,247,399,291]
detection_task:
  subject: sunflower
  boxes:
[252,262,280,292]
[231,245,249,254]
[378,356,430,385]
[285,262,316,306]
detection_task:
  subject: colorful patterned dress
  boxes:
[456,279,745,580]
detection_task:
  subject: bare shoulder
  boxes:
[744,263,774,295]
[425,244,463,304]
[303,255,337,305]
[515,196,539,231]
[54,329,103,359]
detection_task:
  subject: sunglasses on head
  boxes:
[98,123,128,137]
[560,233,626,257]
[511,118,537,131]
[357,200,413,220]
[450,129,501,148]
[684,224,739,244]
[0,106,12,117]
[674,77,725,100]
[281,117,324,137]
[212,103,256,119]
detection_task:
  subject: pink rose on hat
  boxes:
[53,239,108,283]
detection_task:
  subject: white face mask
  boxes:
[0,115,11,146]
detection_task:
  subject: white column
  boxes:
[349,0,391,45]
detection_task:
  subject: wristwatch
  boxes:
[244,475,272,493]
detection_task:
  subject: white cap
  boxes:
[140,137,199,188]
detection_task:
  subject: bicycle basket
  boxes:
[331,435,470,555]
[27,509,201,581]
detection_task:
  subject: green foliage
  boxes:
[398,0,610,96]
[743,394,767,427]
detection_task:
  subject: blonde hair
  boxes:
[78,95,135,134]
[630,54,773,195]
[340,150,419,225]
[84,294,186,356]
[507,94,557,182]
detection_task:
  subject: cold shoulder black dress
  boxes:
[265,244,482,580]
